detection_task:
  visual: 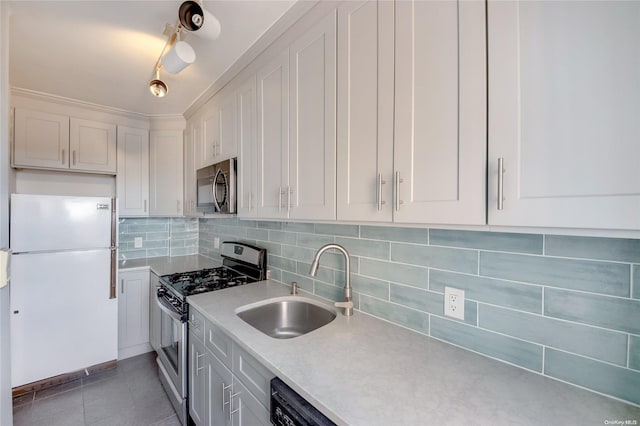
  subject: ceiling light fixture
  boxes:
[148,0,221,98]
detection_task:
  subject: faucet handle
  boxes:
[291,281,298,295]
[334,301,354,309]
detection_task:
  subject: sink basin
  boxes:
[236,298,336,339]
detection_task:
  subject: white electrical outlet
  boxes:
[214,237,220,249]
[444,287,465,320]
[134,237,143,249]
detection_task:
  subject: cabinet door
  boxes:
[393,0,486,225]
[184,120,201,216]
[336,0,394,222]
[13,108,69,169]
[117,270,150,358]
[69,118,117,173]
[150,130,184,216]
[256,50,289,219]
[208,350,233,426]
[237,75,258,218]
[117,126,149,217]
[288,11,337,221]
[189,336,209,426]
[488,1,640,229]
[218,90,238,161]
[231,378,271,426]
[149,273,161,352]
[203,103,219,167]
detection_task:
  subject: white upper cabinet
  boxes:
[257,50,290,220]
[14,108,116,174]
[117,126,149,217]
[202,89,238,167]
[288,11,337,221]
[184,117,202,216]
[337,0,486,225]
[69,118,117,173]
[256,13,337,220]
[488,1,640,229]
[394,0,486,224]
[237,75,258,218]
[336,0,394,222]
[150,129,183,216]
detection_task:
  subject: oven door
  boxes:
[156,295,187,399]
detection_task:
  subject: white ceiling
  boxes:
[8,0,296,116]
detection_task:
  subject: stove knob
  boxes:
[157,287,166,297]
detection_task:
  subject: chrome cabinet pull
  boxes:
[278,187,283,211]
[248,192,253,211]
[120,279,124,294]
[72,150,76,165]
[61,149,66,165]
[228,389,240,420]
[497,157,505,210]
[144,200,147,213]
[222,383,231,410]
[377,173,386,211]
[287,186,293,213]
[196,352,205,373]
[395,171,404,211]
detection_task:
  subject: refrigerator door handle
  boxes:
[109,198,117,299]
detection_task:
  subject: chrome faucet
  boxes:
[309,244,354,316]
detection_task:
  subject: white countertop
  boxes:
[118,255,220,276]
[188,281,640,426]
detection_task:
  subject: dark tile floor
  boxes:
[12,351,180,426]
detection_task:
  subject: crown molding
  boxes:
[183,0,320,119]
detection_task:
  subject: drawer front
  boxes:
[189,307,205,343]
[233,343,274,409]
[205,320,233,370]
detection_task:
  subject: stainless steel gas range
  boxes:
[154,242,267,425]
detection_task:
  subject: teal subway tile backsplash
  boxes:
[480,251,630,297]
[360,225,429,244]
[429,270,542,314]
[545,348,640,405]
[195,218,640,406]
[359,295,430,335]
[545,235,640,263]
[430,316,544,372]
[430,229,543,254]
[544,288,640,335]
[630,336,640,371]
[391,243,477,274]
[479,305,628,366]
[119,217,198,260]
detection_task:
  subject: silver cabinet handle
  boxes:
[222,383,231,410]
[248,192,253,211]
[287,186,293,213]
[144,200,147,213]
[61,149,66,165]
[228,389,240,420]
[72,150,76,166]
[196,352,205,373]
[395,171,404,211]
[278,187,283,211]
[497,157,505,211]
[377,173,386,211]
[120,279,124,294]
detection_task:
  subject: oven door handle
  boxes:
[156,294,183,322]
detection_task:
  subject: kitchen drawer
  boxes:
[189,307,206,343]
[205,319,233,370]
[232,343,275,409]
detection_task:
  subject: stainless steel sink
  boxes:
[236,298,336,339]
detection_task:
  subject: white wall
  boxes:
[14,169,115,197]
[0,1,12,424]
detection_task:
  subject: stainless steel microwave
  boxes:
[196,158,237,214]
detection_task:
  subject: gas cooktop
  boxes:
[163,267,255,297]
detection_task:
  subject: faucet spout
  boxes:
[309,244,353,316]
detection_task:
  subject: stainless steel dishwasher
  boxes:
[270,377,337,426]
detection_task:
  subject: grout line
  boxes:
[628,334,631,369]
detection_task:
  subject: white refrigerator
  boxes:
[10,194,118,387]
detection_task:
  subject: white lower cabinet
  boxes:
[149,272,161,352]
[189,308,272,426]
[118,269,150,360]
